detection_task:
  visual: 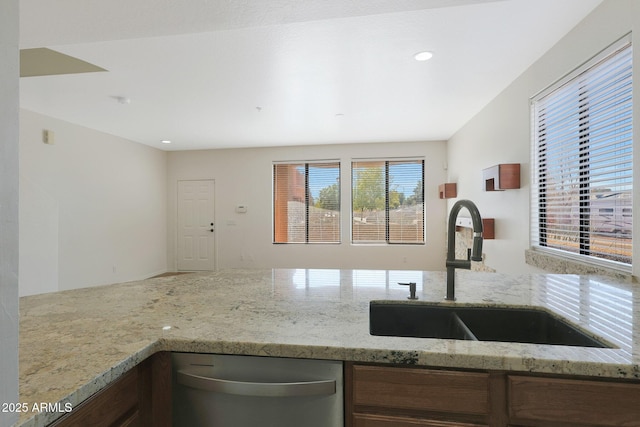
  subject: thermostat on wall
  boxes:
[42,129,55,145]
[236,205,247,213]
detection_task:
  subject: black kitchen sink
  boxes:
[369,301,612,348]
[368,303,475,340]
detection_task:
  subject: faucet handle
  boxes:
[398,282,418,300]
[471,233,483,262]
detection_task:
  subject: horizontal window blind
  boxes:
[352,159,424,244]
[273,162,340,243]
[531,36,632,267]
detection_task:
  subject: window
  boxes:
[351,158,424,244]
[531,36,632,268]
[273,161,340,243]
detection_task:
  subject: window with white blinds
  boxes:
[352,158,424,244]
[273,161,340,243]
[531,35,633,268]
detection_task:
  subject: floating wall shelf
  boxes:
[438,183,457,199]
[455,217,495,240]
[483,163,520,191]
[481,218,495,239]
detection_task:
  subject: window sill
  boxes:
[524,249,633,282]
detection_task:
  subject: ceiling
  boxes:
[19,0,603,151]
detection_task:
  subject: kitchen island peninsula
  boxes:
[15,269,640,426]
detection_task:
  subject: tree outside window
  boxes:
[352,159,425,244]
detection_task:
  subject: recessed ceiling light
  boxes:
[161,140,172,144]
[414,51,433,61]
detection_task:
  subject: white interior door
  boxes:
[177,180,215,271]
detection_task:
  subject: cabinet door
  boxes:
[50,352,171,427]
[49,367,140,427]
[352,365,490,416]
[354,413,486,426]
[508,375,640,426]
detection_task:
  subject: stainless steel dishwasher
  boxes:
[172,352,344,427]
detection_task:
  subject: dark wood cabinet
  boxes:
[347,363,640,427]
[347,363,505,426]
[50,356,640,427]
[353,413,483,426]
[50,352,171,427]
[508,375,640,426]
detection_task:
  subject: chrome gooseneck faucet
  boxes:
[445,200,483,301]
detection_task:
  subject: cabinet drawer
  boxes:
[354,413,486,427]
[352,365,489,416]
[508,375,640,426]
[50,368,139,427]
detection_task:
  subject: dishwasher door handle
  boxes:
[177,369,336,397]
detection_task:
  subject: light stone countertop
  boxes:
[16,268,640,426]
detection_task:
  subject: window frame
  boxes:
[530,34,633,271]
[351,157,425,245]
[272,160,341,244]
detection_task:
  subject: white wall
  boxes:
[19,110,169,295]
[167,141,448,271]
[447,0,639,275]
[0,0,19,423]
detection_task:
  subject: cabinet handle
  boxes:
[177,369,336,397]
